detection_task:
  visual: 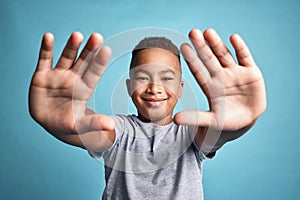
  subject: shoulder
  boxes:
[113,114,139,130]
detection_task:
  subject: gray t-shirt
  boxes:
[98,115,208,200]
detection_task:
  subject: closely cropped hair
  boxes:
[130,37,181,69]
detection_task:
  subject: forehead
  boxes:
[131,48,181,74]
[131,65,179,78]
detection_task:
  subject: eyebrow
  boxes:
[132,69,150,76]
[159,69,176,75]
[132,69,176,76]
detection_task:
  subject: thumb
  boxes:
[75,114,115,134]
[174,110,214,127]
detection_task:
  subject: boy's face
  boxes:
[126,48,184,125]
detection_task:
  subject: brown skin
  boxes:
[28,32,116,153]
[29,29,266,154]
[126,48,184,125]
[176,29,267,153]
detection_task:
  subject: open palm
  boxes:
[175,29,266,131]
[29,32,114,140]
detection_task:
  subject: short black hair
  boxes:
[130,37,180,69]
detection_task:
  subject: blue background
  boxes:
[1,0,299,199]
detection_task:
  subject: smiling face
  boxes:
[126,48,184,125]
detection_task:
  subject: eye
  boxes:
[162,77,174,81]
[135,77,149,81]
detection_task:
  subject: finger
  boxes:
[180,43,210,86]
[203,28,236,68]
[36,32,54,71]
[174,110,213,127]
[75,114,115,133]
[230,34,256,67]
[72,33,104,74]
[55,32,84,70]
[189,29,222,76]
[81,46,112,89]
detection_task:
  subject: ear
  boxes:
[178,81,184,98]
[126,79,132,96]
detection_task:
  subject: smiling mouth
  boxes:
[142,98,167,106]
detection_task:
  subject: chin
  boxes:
[139,109,173,124]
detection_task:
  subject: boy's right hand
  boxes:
[29,32,115,150]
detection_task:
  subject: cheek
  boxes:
[164,83,182,98]
[130,82,146,96]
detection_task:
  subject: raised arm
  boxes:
[175,28,267,154]
[29,32,116,153]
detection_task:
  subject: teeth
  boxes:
[147,99,163,102]
[142,97,166,102]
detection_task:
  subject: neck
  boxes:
[137,113,173,126]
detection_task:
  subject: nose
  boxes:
[146,82,162,95]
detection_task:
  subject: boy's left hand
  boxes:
[174,29,266,131]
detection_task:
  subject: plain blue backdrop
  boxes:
[0,0,299,199]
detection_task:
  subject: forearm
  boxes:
[47,128,116,153]
[196,120,257,154]
[215,120,256,149]
[30,106,116,152]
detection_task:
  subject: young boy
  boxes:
[29,28,266,199]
